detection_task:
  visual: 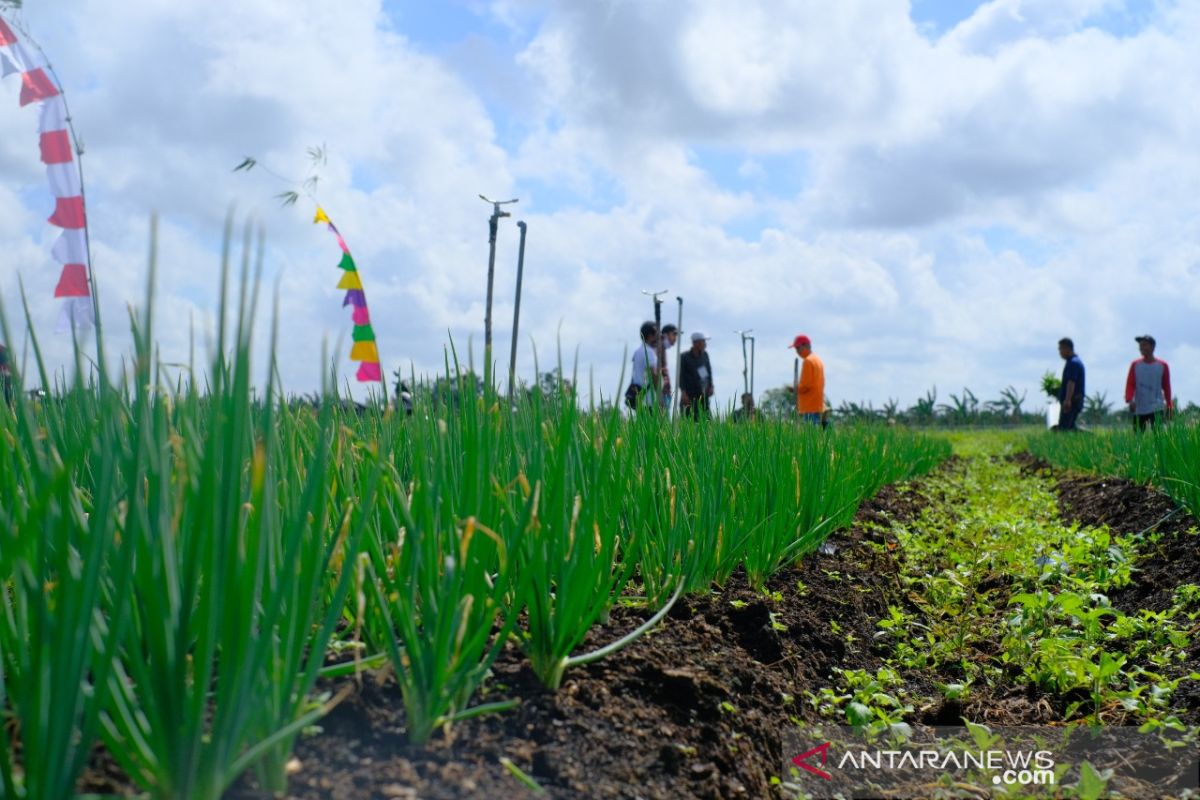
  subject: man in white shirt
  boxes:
[626,321,661,412]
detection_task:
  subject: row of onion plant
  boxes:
[0,221,949,798]
[1028,426,1200,519]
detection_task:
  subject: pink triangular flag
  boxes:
[356,361,382,382]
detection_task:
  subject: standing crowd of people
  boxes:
[624,321,826,424]
[1051,334,1173,431]
[624,320,1179,429]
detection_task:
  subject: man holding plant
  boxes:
[1125,335,1172,430]
[1056,338,1085,431]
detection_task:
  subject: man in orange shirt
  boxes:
[791,334,825,424]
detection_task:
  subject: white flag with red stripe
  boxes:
[1,12,94,331]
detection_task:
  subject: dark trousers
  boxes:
[1057,404,1081,431]
[1134,412,1163,431]
[625,384,662,414]
[681,395,710,420]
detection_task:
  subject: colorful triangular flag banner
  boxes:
[313,206,381,383]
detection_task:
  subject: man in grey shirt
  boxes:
[1124,335,1173,431]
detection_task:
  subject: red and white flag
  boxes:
[1,13,94,332]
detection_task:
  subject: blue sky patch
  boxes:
[691,146,811,199]
[909,0,988,37]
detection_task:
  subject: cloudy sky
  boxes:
[1,0,1197,411]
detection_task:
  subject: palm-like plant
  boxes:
[939,388,979,424]
[909,387,938,423]
[1082,391,1113,424]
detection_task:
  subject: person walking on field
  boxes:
[1125,334,1172,430]
[625,321,661,412]
[791,334,825,425]
[678,331,714,420]
[1056,338,1085,431]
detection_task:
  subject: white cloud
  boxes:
[944,0,1125,54]
[0,0,1197,414]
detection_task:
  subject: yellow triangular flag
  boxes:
[314,206,331,225]
[350,341,379,362]
[337,271,363,290]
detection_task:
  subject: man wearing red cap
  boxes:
[791,334,825,424]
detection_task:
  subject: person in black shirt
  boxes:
[678,332,714,420]
[1056,337,1085,431]
[731,392,759,422]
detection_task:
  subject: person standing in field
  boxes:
[791,334,825,425]
[731,392,759,422]
[626,321,661,412]
[1125,334,1172,430]
[1056,338,1085,431]
[660,324,678,409]
[0,343,11,407]
[678,331,714,420]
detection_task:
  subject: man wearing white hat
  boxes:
[679,332,714,420]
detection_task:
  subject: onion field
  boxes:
[1029,427,1200,522]
[0,264,949,798]
[1,246,1198,800]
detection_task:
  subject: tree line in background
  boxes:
[756,384,1200,427]
[263,369,1200,427]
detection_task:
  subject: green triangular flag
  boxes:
[352,324,376,342]
[338,253,356,271]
